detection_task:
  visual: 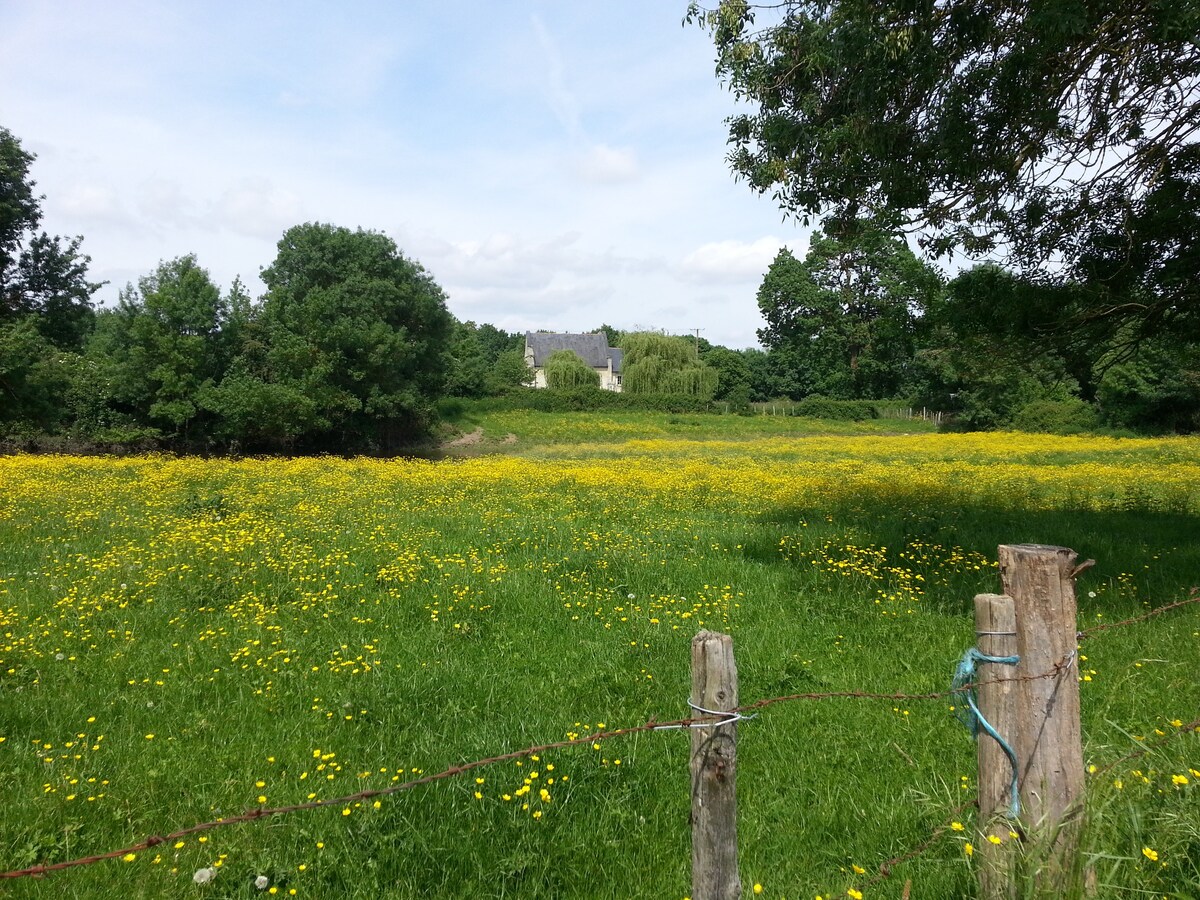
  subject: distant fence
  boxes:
[2,545,1196,898]
[751,400,948,424]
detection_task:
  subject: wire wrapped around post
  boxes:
[952,647,1021,818]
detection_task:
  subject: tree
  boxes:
[1,127,100,349]
[82,255,232,443]
[703,345,753,406]
[254,223,453,450]
[912,265,1086,428]
[1095,332,1200,432]
[0,317,74,436]
[543,349,601,389]
[487,349,535,393]
[757,224,942,399]
[444,320,525,397]
[619,331,718,398]
[689,2,1200,334]
[593,323,622,348]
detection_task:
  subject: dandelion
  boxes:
[194,867,217,884]
[964,843,974,857]
[255,875,270,890]
[848,890,863,900]
[753,884,763,894]
[950,822,964,832]
[1172,774,1188,785]
[987,835,1002,845]
[122,853,137,863]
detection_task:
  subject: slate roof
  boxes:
[526,333,622,372]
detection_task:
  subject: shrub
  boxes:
[1009,398,1101,434]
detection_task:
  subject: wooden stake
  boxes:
[974,592,1018,899]
[691,630,740,900]
[998,544,1087,890]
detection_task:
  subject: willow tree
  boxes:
[620,331,717,398]
[543,349,601,389]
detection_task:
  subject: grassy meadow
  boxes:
[1,411,1198,898]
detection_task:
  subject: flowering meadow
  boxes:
[1,420,1198,898]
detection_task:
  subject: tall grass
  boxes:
[1,424,1197,898]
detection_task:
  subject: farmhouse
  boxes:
[524,332,623,392]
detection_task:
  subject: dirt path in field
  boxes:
[443,427,483,447]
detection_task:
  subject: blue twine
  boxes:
[952,648,1021,819]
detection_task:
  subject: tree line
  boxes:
[4,112,1197,452]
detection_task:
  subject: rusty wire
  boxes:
[1,591,1196,882]
[1077,588,1200,638]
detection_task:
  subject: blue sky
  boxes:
[1,1,816,348]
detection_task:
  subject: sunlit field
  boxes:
[2,421,1198,898]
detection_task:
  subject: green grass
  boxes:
[0,428,1197,899]
[441,403,940,450]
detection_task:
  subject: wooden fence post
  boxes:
[691,630,740,900]
[974,592,1019,899]
[998,544,1088,892]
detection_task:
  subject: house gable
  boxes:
[524,332,623,391]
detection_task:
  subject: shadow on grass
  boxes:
[742,495,1200,618]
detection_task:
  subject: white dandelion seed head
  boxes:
[254,875,270,890]
[193,867,216,884]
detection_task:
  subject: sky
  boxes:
[0,1,816,349]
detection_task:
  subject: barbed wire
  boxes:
[2,591,1195,881]
[1077,588,1199,638]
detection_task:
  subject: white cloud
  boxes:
[211,180,305,241]
[59,184,131,226]
[676,236,791,283]
[531,13,582,140]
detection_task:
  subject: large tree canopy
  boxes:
[758,223,942,399]
[690,1,1200,331]
[252,223,454,450]
[619,332,718,398]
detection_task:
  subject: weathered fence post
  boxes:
[974,592,1019,899]
[691,630,740,900]
[997,544,1088,892]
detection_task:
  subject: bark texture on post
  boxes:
[690,630,740,900]
[998,544,1087,889]
[975,592,1018,900]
